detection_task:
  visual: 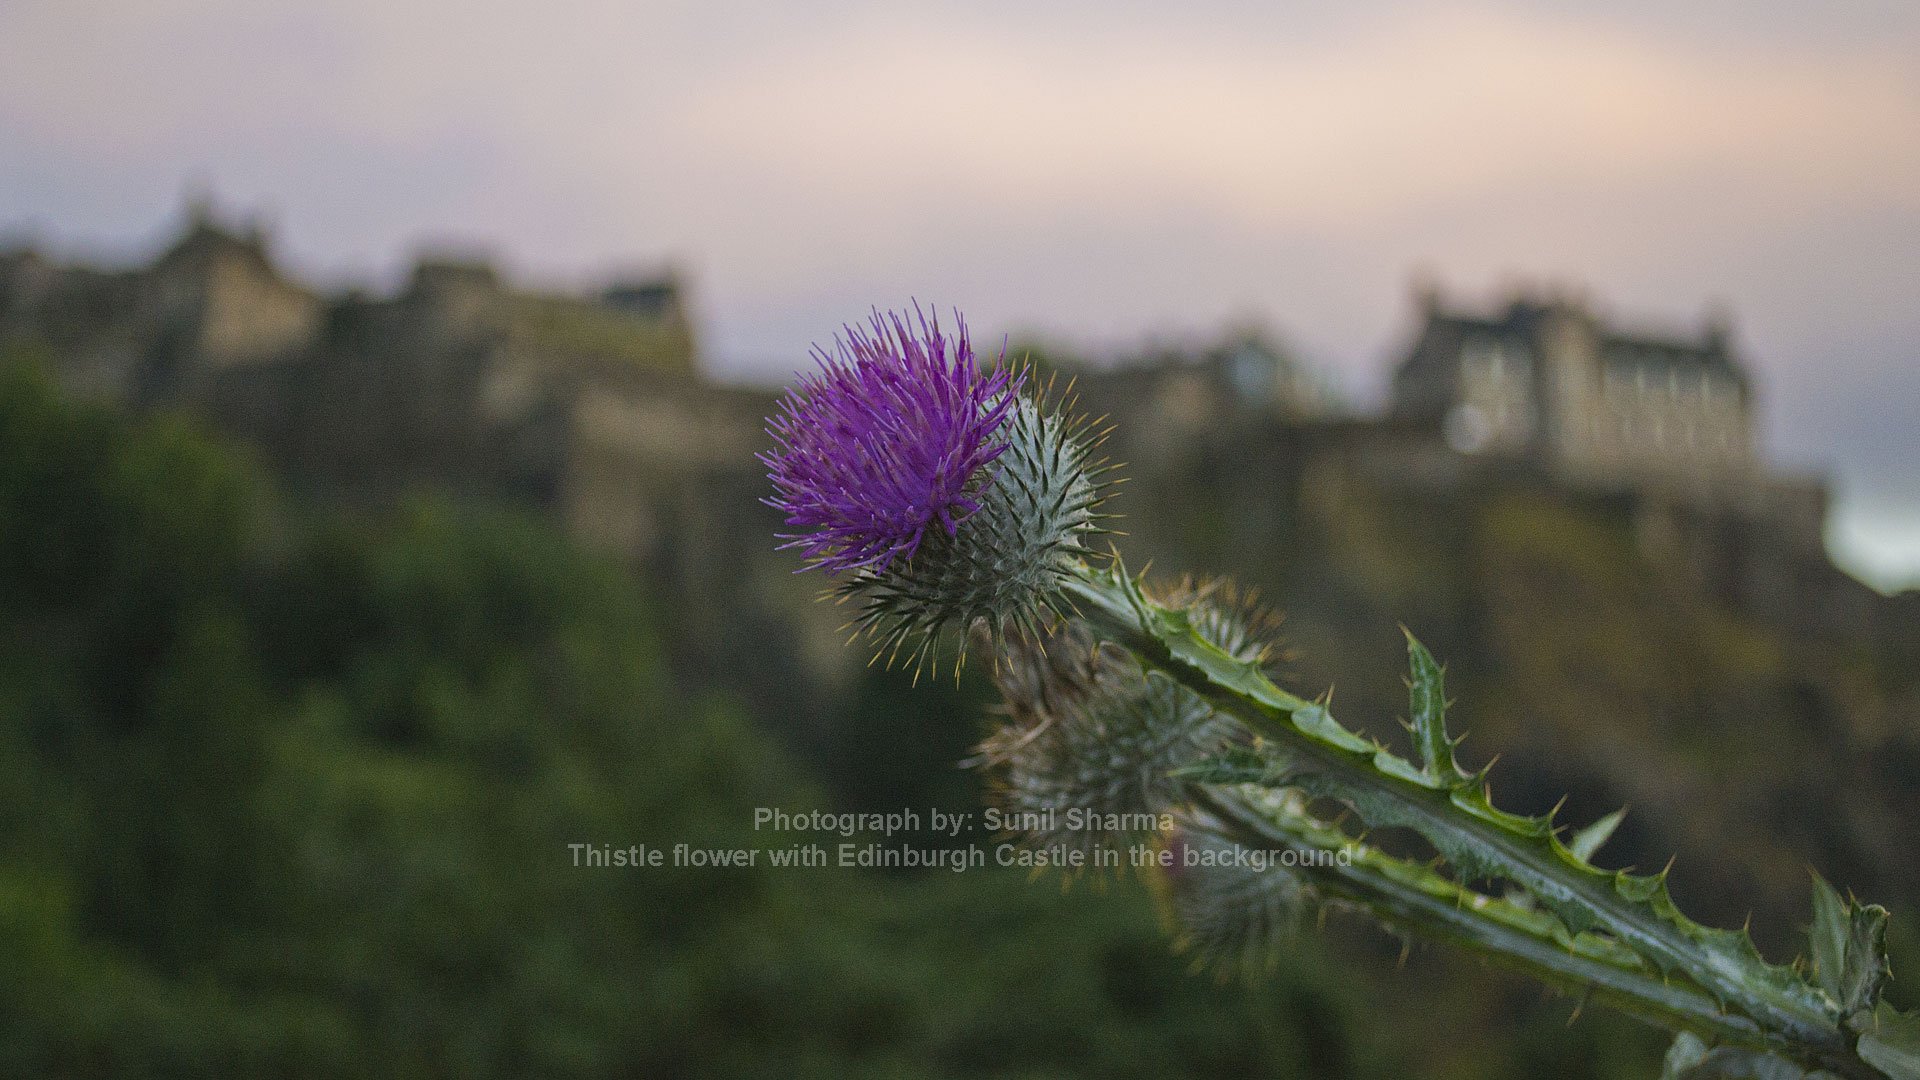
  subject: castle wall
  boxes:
[1565,365,1752,480]
[1449,335,1535,451]
[189,257,321,367]
[1397,292,1758,491]
[1534,306,1601,470]
[558,377,767,556]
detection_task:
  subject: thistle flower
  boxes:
[763,307,1112,674]
[762,307,1020,576]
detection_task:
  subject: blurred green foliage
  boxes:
[0,359,1692,1078]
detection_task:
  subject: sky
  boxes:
[2,0,1916,588]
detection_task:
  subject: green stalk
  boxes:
[1058,562,1877,1078]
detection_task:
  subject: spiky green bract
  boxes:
[835,376,1113,676]
[1163,576,1286,671]
[979,578,1279,860]
[1057,559,1894,1078]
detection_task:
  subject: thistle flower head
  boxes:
[762,307,1020,576]
[764,307,1114,674]
[1148,577,1287,671]
[983,630,1231,862]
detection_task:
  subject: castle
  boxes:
[0,205,1807,518]
[0,202,783,555]
[1392,284,1754,481]
[1380,283,1831,556]
[0,203,1899,661]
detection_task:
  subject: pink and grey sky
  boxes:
[2,1,1916,587]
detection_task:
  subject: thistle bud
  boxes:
[979,579,1283,862]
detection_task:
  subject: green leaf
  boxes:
[1404,630,1466,785]
[1569,808,1627,864]
[1810,873,1850,1002]
[1855,1002,1920,1080]
[1809,871,1890,1015]
[1292,701,1375,754]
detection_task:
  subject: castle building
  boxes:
[1390,284,1755,486]
[149,202,322,373]
[0,201,790,600]
[0,200,323,406]
[3,208,1895,651]
[1381,282,1864,632]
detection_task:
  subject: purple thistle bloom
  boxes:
[762,307,1024,575]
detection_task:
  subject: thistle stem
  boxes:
[1190,787,1772,1050]
[1059,564,1877,1078]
